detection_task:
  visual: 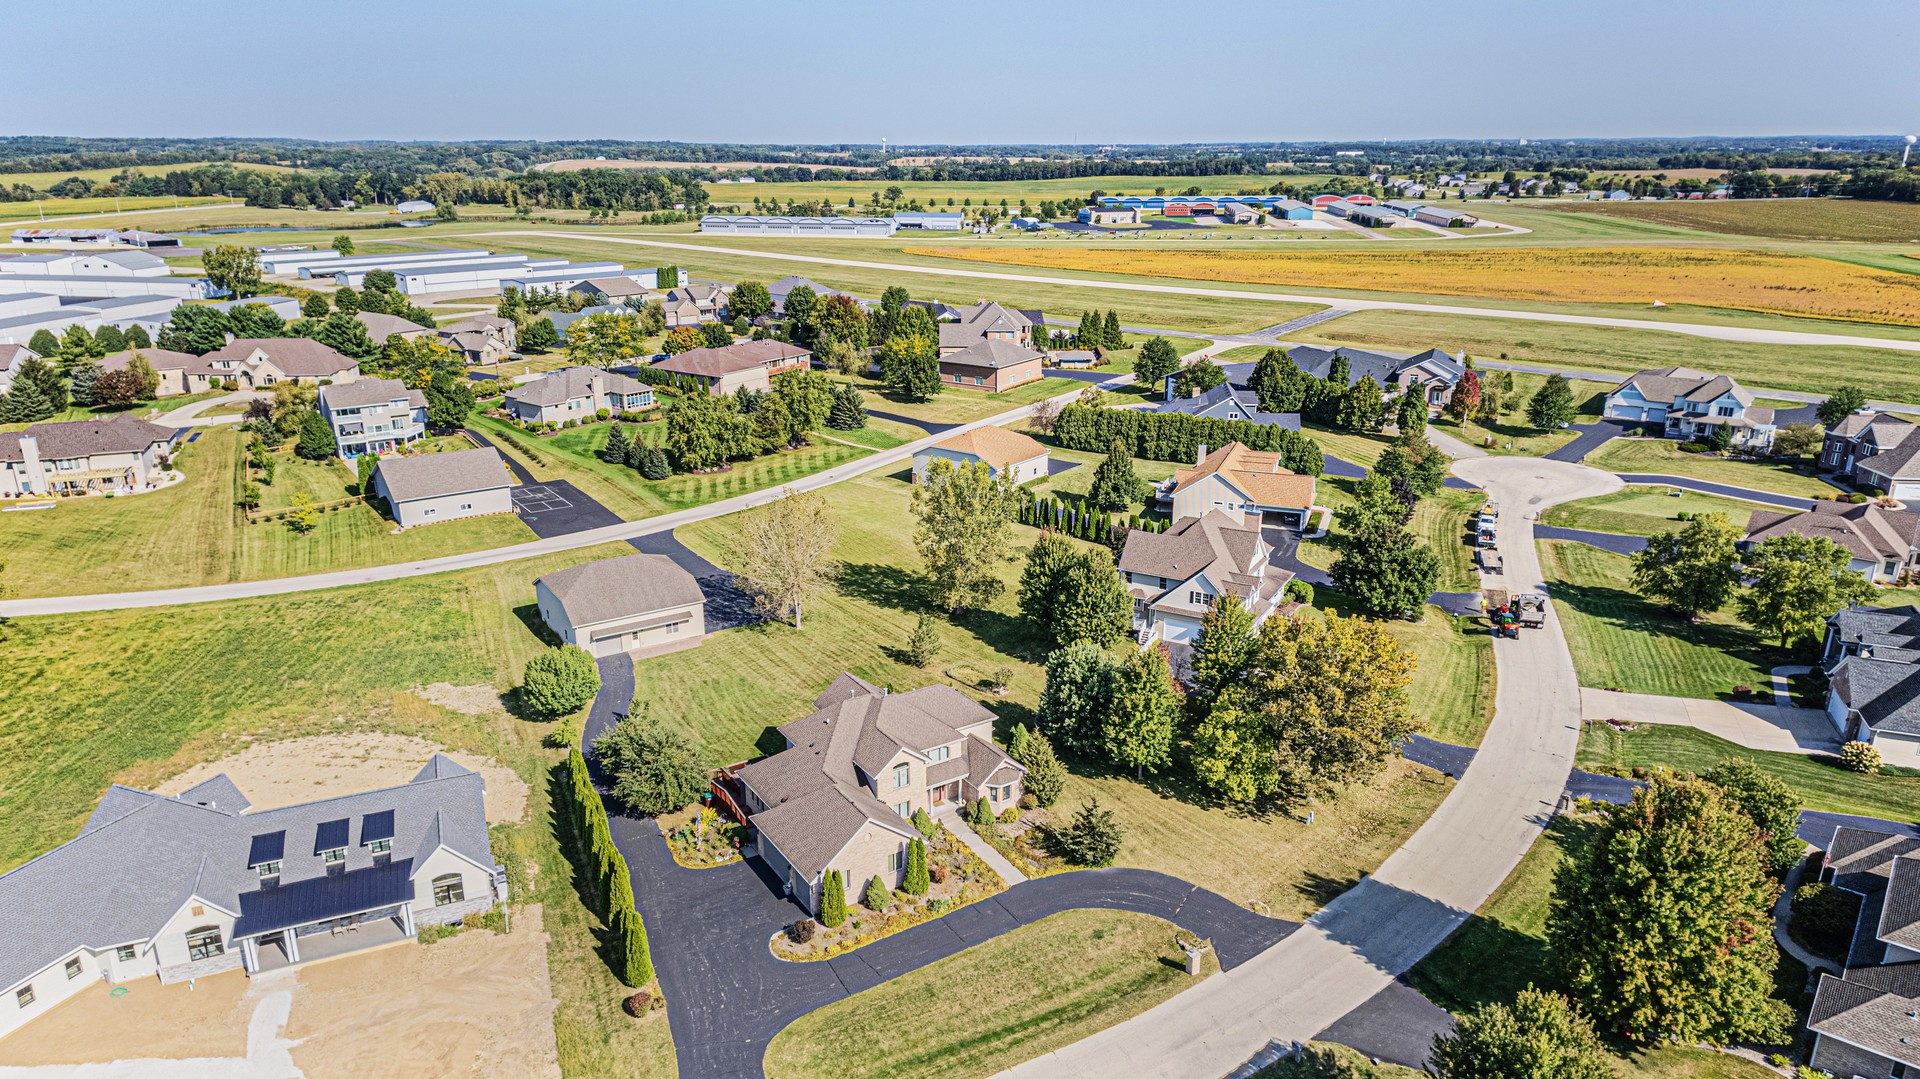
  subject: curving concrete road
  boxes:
[474,232,1920,354]
[152,391,267,428]
[999,456,1623,1078]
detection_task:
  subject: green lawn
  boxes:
[1435,371,1612,457]
[1539,540,1779,699]
[1541,487,1771,538]
[1303,423,1397,469]
[765,909,1217,1079]
[0,538,675,1075]
[1583,439,1840,499]
[1407,816,1784,1079]
[1294,308,1920,403]
[1026,446,1180,503]
[0,391,227,434]
[1088,334,1213,376]
[1414,487,1486,592]
[470,414,869,520]
[1577,724,1920,821]
[634,471,1458,916]
[814,415,927,451]
[0,428,536,598]
[826,373,1083,425]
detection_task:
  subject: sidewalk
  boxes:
[944,814,1028,884]
[1580,687,1839,755]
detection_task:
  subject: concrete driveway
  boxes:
[1581,688,1841,755]
[154,391,267,428]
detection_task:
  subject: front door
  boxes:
[931,785,946,806]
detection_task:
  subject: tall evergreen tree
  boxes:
[818,869,848,928]
[0,375,52,423]
[615,906,655,988]
[1105,645,1179,779]
[1250,347,1306,413]
[1083,439,1142,512]
[902,839,930,895]
[125,325,152,349]
[1102,309,1122,349]
[1396,389,1428,438]
[601,421,632,464]
[13,355,67,413]
[826,381,867,429]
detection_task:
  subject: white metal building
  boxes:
[698,215,897,237]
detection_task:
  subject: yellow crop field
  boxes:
[904,245,1920,327]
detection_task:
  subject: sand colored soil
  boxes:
[0,910,558,1078]
[0,968,254,1065]
[155,731,527,824]
[288,907,559,1079]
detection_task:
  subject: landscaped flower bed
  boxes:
[770,825,1006,961]
[658,805,747,869]
[971,806,1071,879]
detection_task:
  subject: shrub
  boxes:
[1840,740,1882,773]
[788,918,816,944]
[1793,882,1862,958]
[1284,579,1314,605]
[521,645,601,718]
[910,807,936,840]
[623,991,653,1017]
[999,808,1019,823]
[862,875,891,912]
[1677,441,1709,454]
[1018,793,1037,810]
[926,897,952,914]
[930,863,947,885]
[564,418,578,429]
[1847,492,1871,504]
[596,408,611,420]
[616,906,653,987]
[592,711,708,816]
[903,839,930,895]
[1730,685,1751,700]
[819,870,847,928]
[967,797,994,829]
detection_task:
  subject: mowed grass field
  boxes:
[903,244,1920,327]
[1292,309,1920,401]
[1539,487,1770,537]
[1577,724,1920,822]
[0,428,535,598]
[765,909,1218,1079]
[0,539,677,1076]
[1539,539,1776,700]
[631,471,1460,916]
[1581,439,1841,498]
[0,160,298,188]
[0,195,235,222]
[1544,197,1920,243]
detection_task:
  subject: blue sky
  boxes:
[9,0,1918,144]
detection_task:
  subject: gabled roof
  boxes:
[320,377,423,412]
[937,301,1032,349]
[505,366,649,408]
[1611,367,1753,408]
[374,447,512,503]
[1830,656,1920,737]
[1118,510,1286,608]
[354,311,433,341]
[0,414,176,463]
[1745,500,1920,565]
[535,553,705,628]
[0,343,36,370]
[0,758,489,993]
[1156,383,1301,428]
[1168,441,1316,510]
[1827,605,1920,664]
[99,347,198,373]
[575,276,651,298]
[651,340,811,379]
[1282,345,1457,391]
[928,425,1048,468]
[202,338,357,377]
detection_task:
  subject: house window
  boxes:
[989,785,1001,803]
[459,503,472,511]
[894,847,907,872]
[369,838,392,856]
[257,860,281,880]
[424,508,437,516]
[927,746,950,763]
[185,927,224,961]
[1716,406,1735,417]
[893,763,911,789]
[894,801,911,817]
[64,958,81,980]
[432,874,465,906]
[321,847,345,865]
[1189,591,1208,605]
[115,945,137,963]
[14,985,31,1008]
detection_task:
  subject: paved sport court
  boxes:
[509,480,624,538]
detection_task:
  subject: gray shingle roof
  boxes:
[354,311,433,341]
[505,366,649,408]
[535,553,704,628]
[320,377,421,411]
[0,414,176,463]
[1282,344,1458,390]
[1156,383,1302,428]
[0,756,489,992]
[939,338,1042,370]
[374,447,512,503]
[202,338,358,378]
[1831,656,1920,736]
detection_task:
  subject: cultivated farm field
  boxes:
[1542,196,1920,242]
[903,244,1920,327]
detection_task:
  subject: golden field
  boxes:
[904,245,1920,326]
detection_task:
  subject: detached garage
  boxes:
[534,553,708,659]
[371,447,514,528]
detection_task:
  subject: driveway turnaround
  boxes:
[625,530,761,632]
[1000,455,1622,1079]
[1612,473,1818,510]
[153,391,267,428]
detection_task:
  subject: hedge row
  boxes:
[1019,493,1168,548]
[565,747,654,987]
[1051,405,1324,475]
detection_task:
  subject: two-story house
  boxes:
[0,415,177,497]
[0,756,502,1043]
[1602,368,1777,451]
[1822,412,1920,499]
[318,378,427,460]
[438,316,516,366]
[0,342,37,394]
[650,341,812,396]
[1804,823,1920,1078]
[1156,378,1301,428]
[1118,510,1292,646]
[936,300,1032,355]
[659,283,731,327]
[503,366,655,425]
[726,675,1025,915]
[1819,605,1920,769]
[1278,345,1464,408]
[186,338,361,392]
[1153,441,1317,530]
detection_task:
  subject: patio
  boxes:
[251,912,412,972]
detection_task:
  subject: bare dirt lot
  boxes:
[0,909,559,1079]
[155,729,528,824]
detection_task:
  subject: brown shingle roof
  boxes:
[99,347,198,373]
[650,340,810,379]
[939,338,1043,371]
[0,414,175,463]
[1170,441,1317,510]
[929,425,1048,469]
[202,338,358,377]
[1745,501,1920,564]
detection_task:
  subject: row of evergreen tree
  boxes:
[1050,404,1325,474]
[1018,493,1169,549]
[563,748,654,988]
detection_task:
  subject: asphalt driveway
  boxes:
[460,427,628,537]
[626,530,762,632]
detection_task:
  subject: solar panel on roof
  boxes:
[248,831,285,867]
[314,819,350,853]
[360,810,395,845]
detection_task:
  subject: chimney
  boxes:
[1164,374,1177,403]
[19,434,42,492]
[1196,443,1208,466]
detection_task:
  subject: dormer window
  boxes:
[257,860,281,880]
[369,838,391,857]
[321,847,345,865]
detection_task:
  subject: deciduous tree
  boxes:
[1173,356,1225,397]
[593,711,707,816]
[1547,773,1792,1044]
[202,244,262,298]
[1331,521,1440,617]
[522,644,601,718]
[1429,988,1611,1079]
[1736,533,1877,647]
[1702,757,1805,876]
[1630,513,1743,619]
[566,312,646,367]
[737,488,837,629]
[1134,336,1181,388]
[1817,383,1869,428]
[729,280,772,320]
[911,458,1020,612]
[1105,645,1179,778]
[1770,422,1821,460]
